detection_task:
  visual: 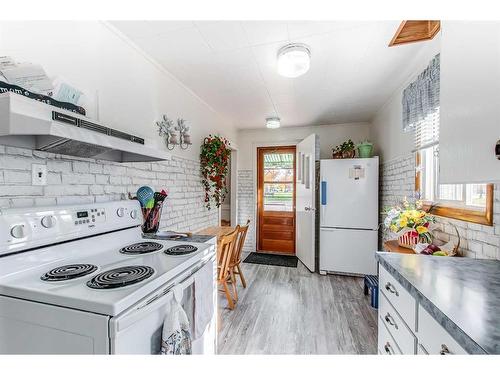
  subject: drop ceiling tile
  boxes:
[241,21,289,46]
[211,48,256,70]
[286,21,355,39]
[110,21,158,38]
[250,40,282,70]
[136,26,212,66]
[146,21,194,35]
[194,21,250,51]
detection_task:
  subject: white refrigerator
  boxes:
[319,157,379,276]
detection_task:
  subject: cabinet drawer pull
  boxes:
[440,344,451,355]
[384,342,395,355]
[385,282,399,296]
[384,313,398,329]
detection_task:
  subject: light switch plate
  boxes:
[32,164,47,186]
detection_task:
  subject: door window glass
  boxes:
[262,152,294,211]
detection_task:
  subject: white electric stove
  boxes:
[0,200,217,354]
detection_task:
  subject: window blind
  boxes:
[402,54,440,132]
[414,107,440,151]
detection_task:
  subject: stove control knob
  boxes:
[130,209,138,220]
[41,215,56,228]
[11,224,26,239]
[116,208,125,217]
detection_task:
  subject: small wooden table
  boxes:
[196,226,239,328]
[383,240,416,254]
[196,226,237,247]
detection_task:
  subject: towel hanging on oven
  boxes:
[160,287,192,355]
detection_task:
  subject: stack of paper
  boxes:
[0,56,86,108]
[0,56,53,96]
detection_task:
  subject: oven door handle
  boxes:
[110,256,213,337]
[111,287,176,337]
[173,276,194,303]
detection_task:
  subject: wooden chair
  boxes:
[217,228,239,310]
[229,220,250,301]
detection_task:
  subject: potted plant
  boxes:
[200,135,231,210]
[357,140,374,158]
[383,198,436,249]
[332,139,356,159]
[332,145,343,159]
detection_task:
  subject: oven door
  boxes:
[109,254,216,354]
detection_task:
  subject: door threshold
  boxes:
[257,250,296,257]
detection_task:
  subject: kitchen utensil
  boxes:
[154,191,167,203]
[145,198,155,209]
[154,230,192,240]
[137,186,154,207]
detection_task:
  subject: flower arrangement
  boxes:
[200,135,231,210]
[384,198,435,248]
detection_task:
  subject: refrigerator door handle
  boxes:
[321,181,327,205]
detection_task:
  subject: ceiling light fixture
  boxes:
[277,43,311,78]
[266,117,281,129]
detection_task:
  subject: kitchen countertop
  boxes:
[143,233,216,243]
[376,252,500,354]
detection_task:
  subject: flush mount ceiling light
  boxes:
[266,117,281,129]
[277,43,311,78]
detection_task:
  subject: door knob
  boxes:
[305,207,316,211]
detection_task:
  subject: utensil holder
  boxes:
[141,201,164,233]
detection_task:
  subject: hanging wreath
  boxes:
[200,135,231,210]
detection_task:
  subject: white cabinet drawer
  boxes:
[379,292,416,354]
[379,266,416,329]
[378,316,402,355]
[417,305,467,355]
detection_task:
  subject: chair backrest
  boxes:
[218,227,239,281]
[231,220,250,265]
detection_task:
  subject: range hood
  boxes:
[0,92,168,162]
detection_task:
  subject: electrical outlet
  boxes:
[32,164,47,186]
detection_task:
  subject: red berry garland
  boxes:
[200,135,231,210]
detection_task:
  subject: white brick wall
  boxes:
[380,154,500,260]
[237,169,255,252]
[0,145,218,233]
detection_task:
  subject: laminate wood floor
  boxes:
[217,259,378,355]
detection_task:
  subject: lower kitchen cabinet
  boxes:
[378,263,469,355]
[379,292,416,354]
[417,305,467,355]
[378,316,402,355]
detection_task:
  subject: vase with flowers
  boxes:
[383,198,435,249]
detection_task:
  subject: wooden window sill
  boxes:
[421,184,493,226]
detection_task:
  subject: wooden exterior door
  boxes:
[257,146,296,255]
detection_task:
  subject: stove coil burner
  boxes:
[119,242,163,255]
[164,244,198,255]
[87,265,155,289]
[41,264,98,282]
